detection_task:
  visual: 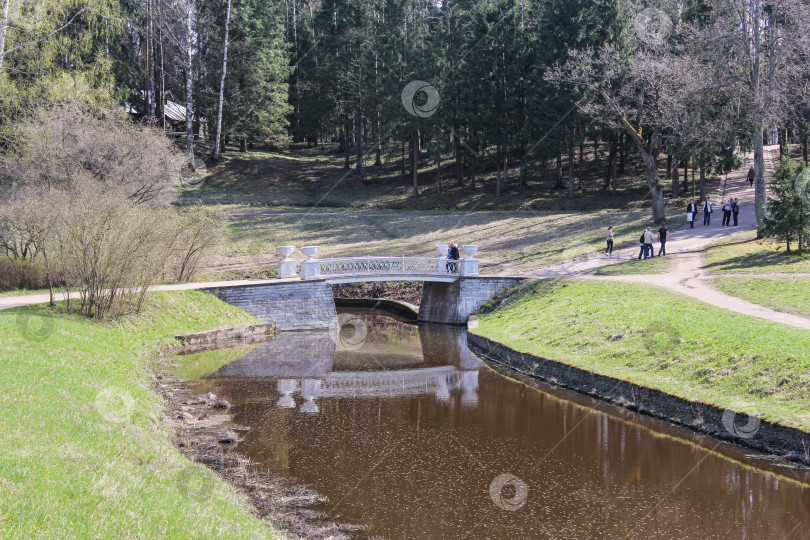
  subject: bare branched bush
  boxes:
[0,104,184,205]
[0,105,225,318]
[163,205,227,283]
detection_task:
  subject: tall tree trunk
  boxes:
[753,119,766,229]
[671,155,680,197]
[0,0,10,69]
[184,0,195,171]
[567,127,575,198]
[145,0,152,117]
[555,148,563,189]
[623,125,665,223]
[436,152,442,195]
[604,134,617,190]
[453,130,464,187]
[496,164,501,197]
[344,117,351,169]
[411,128,418,196]
[699,155,706,201]
[212,0,232,162]
[618,133,627,174]
[401,138,406,175]
[354,105,363,179]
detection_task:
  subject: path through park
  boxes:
[522,145,810,330]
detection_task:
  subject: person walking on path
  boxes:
[643,227,655,259]
[605,225,614,256]
[747,167,755,187]
[722,198,733,226]
[686,200,697,228]
[732,198,740,226]
[703,198,713,226]
[638,230,647,259]
[657,223,668,256]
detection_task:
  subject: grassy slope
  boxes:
[592,254,673,275]
[703,230,810,274]
[712,277,810,319]
[473,280,810,431]
[0,291,277,538]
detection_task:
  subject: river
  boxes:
[175,308,810,539]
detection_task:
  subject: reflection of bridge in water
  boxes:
[206,320,484,413]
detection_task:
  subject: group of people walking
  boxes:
[604,223,667,259]
[604,192,741,259]
[685,196,740,228]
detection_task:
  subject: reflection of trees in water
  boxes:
[332,281,423,305]
[350,314,420,346]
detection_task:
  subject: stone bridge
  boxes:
[203,245,522,329]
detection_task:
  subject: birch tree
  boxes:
[212,0,230,161]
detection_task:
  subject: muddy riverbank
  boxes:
[154,358,364,538]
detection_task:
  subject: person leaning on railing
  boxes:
[447,243,460,273]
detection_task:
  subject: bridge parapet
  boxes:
[278,246,480,280]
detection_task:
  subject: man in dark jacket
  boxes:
[686,200,697,228]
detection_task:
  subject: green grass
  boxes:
[473,279,810,431]
[703,230,810,274]
[592,254,673,275]
[712,277,810,319]
[0,291,278,538]
[0,288,50,297]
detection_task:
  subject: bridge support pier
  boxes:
[203,280,337,331]
[417,277,522,325]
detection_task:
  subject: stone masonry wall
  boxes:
[202,280,337,331]
[418,277,523,324]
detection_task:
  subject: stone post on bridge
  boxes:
[458,245,480,277]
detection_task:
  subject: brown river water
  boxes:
[177,309,810,539]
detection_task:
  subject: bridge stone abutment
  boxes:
[417,277,523,325]
[202,280,337,331]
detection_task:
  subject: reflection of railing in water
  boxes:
[277,367,480,413]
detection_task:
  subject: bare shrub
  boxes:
[0,105,224,318]
[0,259,47,291]
[163,205,227,283]
[0,104,184,205]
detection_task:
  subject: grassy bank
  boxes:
[0,291,278,538]
[703,230,810,274]
[473,280,810,431]
[712,277,810,319]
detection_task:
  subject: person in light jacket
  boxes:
[703,198,713,226]
[605,225,614,256]
[643,228,655,259]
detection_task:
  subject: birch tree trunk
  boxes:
[0,0,11,69]
[212,0,231,162]
[184,0,195,170]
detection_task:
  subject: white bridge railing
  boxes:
[277,245,480,280]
